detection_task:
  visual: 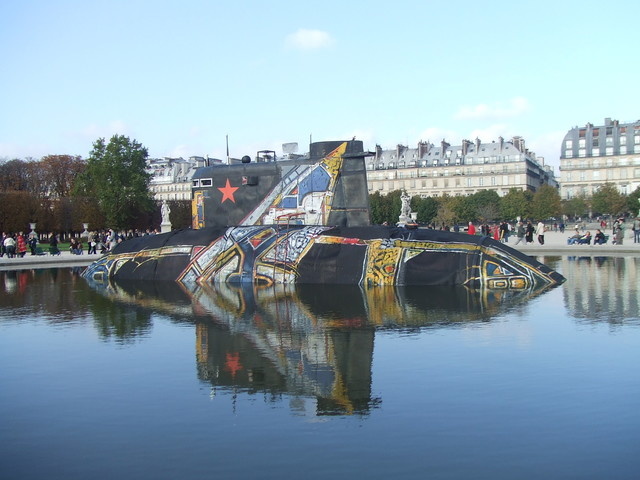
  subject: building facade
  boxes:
[559,118,640,200]
[147,156,222,202]
[366,136,557,197]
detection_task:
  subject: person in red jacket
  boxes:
[17,232,28,257]
[467,222,476,235]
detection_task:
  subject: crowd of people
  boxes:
[0,228,162,258]
[461,220,548,245]
[1,231,39,257]
[458,215,640,247]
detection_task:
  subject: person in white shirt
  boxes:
[536,221,546,245]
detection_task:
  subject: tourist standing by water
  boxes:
[525,221,534,243]
[4,234,16,257]
[633,217,640,244]
[16,232,28,257]
[48,233,60,255]
[614,219,625,245]
[513,221,525,245]
[28,232,38,255]
[536,221,546,245]
[499,221,510,243]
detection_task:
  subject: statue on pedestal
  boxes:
[161,200,172,233]
[398,190,413,225]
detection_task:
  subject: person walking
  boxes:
[467,222,476,235]
[513,221,525,245]
[536,220,546,245]
[614,219,625,245]
[633,217,640,244]
[525,221,534,243]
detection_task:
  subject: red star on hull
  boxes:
[218,179,239,203]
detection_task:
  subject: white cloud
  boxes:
[454,97,531,120]
[526,130,566,169]
[285,29,334,50]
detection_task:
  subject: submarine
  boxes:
[82,139,565,289]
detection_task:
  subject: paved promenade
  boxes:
[502,228,640,256]
[0,227,638,271]
[0,250,98,271]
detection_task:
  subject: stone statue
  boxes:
[400,190,411,218]
[161,200,171,224]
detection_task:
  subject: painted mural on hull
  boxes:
[82,140,565,289]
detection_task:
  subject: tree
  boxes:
[447,195,473,223]
[73,135,155,230]
[433,195,457,228]
[369,191,386,225]
[500,188,531,221]
[164,200,192,229]
[626,186,640,217]
[471,190,501,223]
[531,185,561,220]
[413,196,439,224]
[591,183,627,217]
[41,155,86,198]
[562,194,589,220]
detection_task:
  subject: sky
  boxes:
[2,0,639,172]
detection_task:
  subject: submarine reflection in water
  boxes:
[96,280,557,416]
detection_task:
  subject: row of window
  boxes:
[562,157,640,169]
[564,184,634,199]
[151,183,191,193]
[368,165,528,180]
[371,175,523,191]
[563,168,640,182]
[370,154,525,170]
[564,144,640,158]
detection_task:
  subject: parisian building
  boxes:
[559,118,640,199]
[366,137,558,197]
[147,156,222,201]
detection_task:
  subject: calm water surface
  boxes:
[1,256,639,480]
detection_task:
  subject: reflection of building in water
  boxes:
[561,257,640,322]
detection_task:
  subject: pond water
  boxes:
[1,256,639,480]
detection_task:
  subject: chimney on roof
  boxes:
[418,141,429,158]
[475,137,481,152]
[512,136,524,152]
[461,139,471,155]
[441,139,450,157]
[499,136,504,152]
[375,144,382,159]
[605,117,612,126]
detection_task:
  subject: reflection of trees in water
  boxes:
[91,294,153,343]
[0,267,91,325]
[560,256,640,325]
[0,268,154,342]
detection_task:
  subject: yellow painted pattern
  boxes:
[364,239,402,286]
[318,143,346,220]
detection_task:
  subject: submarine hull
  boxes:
[83,225,564,290]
